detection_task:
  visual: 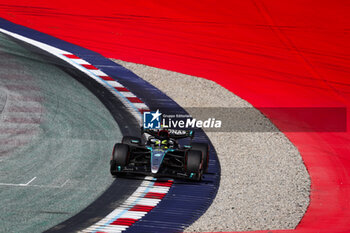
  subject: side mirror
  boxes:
[131,139,140,144]
[140,126,144,134]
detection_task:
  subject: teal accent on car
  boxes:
[149,147,175,174]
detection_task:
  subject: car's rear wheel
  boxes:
[186,150,203,181]
[110,143,129,176]
[191,142,210,173]
[122,136,141,146]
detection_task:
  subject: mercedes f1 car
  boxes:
[110,128,209,181]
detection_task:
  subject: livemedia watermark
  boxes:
[143,107,347,132]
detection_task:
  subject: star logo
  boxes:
[150,109,162,122]
[143,109,162,129]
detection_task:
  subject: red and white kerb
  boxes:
[0,28,173,233]
[61,53,150,121]
[0,28,150,122]
[62,53,150,115]
[81,178,173,233]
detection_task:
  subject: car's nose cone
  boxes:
[151,151,165,173]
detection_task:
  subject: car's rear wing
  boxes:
[141,127,195,139]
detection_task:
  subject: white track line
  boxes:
[0,178,69,188]
[0,27,172,233]
[23,176,36,186]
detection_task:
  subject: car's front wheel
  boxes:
[186,150,203,181]
[110,143,129,176]
[191,142,209,173]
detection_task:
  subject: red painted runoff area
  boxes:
[1,1,349,232]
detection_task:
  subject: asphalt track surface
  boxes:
[0,24,221,233]
[0,1,349,232]
[0,33,143,232]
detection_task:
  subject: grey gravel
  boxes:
[111,59,310,231]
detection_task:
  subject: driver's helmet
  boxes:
[154,129,169,148]
[155,139,169,148]
[158,129,170,140]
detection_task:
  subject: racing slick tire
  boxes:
[122,136,141,146]
[191,142,209,173]
[110,143,129,176]
[186,150,203,181]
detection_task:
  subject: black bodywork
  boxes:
[111,128,206,180]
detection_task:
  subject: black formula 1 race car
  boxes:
[110,128,209,181]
